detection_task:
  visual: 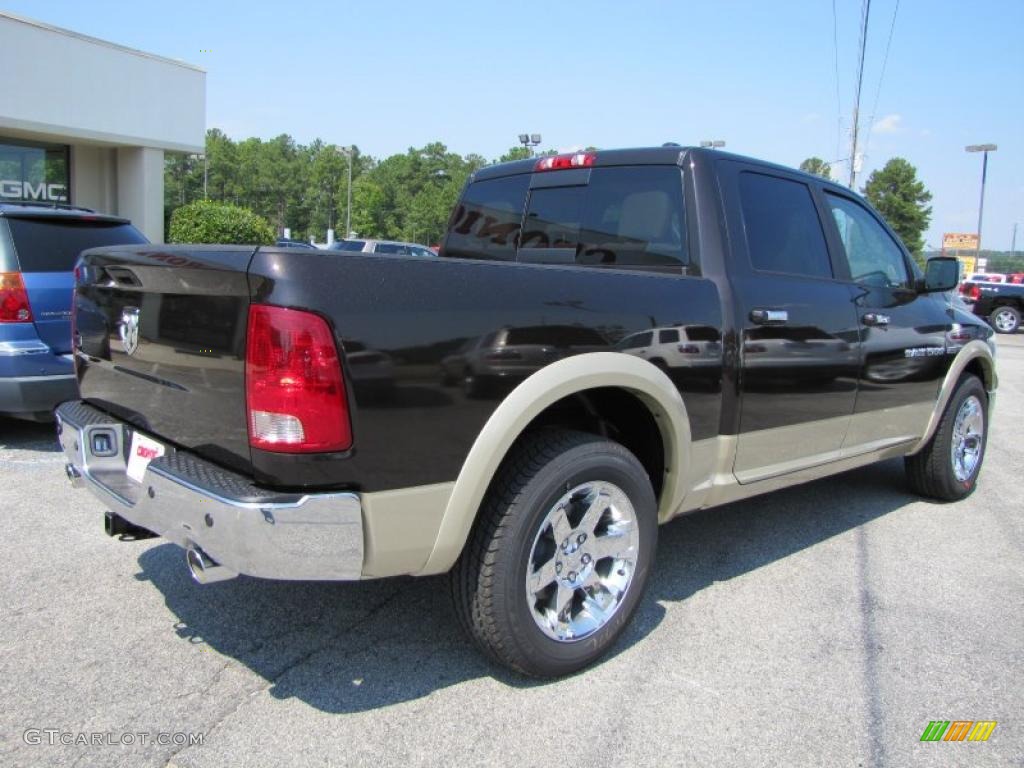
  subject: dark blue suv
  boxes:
[0,203,147,421]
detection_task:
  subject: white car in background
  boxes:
[614,326,722,370]
[328,239,437,258]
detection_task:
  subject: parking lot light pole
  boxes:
[340,146,354,238]
[966,144,997,265]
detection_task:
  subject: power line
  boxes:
[849,0,871,188]
[832,0,844,164]
[862,0,900,167]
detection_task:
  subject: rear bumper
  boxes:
[56,401,364,581]
[0,374,77,417]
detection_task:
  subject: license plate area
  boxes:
[126,431,166,483]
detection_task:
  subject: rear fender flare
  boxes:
[418,352,692,575]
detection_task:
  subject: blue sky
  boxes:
[10,0,1023,250]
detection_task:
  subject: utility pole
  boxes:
[849,0,871,189]
[1012,222,1018,255]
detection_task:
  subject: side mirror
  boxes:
[922,256,959,293]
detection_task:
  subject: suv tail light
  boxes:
[245,304,352,453]
[0,272,33,323]
[534,152,596,172]
[963,284,981,301]
[678,344,701,354]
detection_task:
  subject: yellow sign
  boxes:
[957,256,977,277]
[943,232,979,251]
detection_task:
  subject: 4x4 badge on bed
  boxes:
[120,307,140,356]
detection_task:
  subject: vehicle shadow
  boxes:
[0,416,60,453]
[137,457,916,713]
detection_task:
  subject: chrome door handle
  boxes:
[862,313,890,327]
[750,309,789,325]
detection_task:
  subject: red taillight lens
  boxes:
[245,304,351,453]
[0,272,33,323]
[534,152,597,172]
[964,284,981,300]
[678,344,701,354]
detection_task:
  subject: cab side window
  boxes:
[738,172,832,279]
[825,193,911,288]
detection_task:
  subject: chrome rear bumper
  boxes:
[56,401,364,581]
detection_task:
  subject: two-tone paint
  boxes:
[70,147,996,579]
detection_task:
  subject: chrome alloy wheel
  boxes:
[992,308,1018,333]
[951,395,984,482]
[525,481,640,642]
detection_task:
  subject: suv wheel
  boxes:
[451,429,657,677]
[990,305,1020,334]
[905,375,988,501]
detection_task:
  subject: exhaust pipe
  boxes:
[104,511,158,540]
[186,545,238,585]
[65,463,84,489]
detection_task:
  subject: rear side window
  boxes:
[374,242,404,255]
[658,329,679,343]
[519,167,687,269]
[443,174,530,261]
[739,172,832,279]
[6,218,147,272]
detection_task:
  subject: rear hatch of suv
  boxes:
[74,245,256,475]
[4,212,147,353]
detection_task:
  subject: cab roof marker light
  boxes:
[534,152,597,172]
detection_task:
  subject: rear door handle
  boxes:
[750,309,789,326]
[862,312,890,327]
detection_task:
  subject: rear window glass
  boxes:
[519,167,687,269]
[7,218,147,272]
[504,325,606,347]
[738,172,832,279]
[332,240,366,251]
[443,174,530,261]
[374,242,403,254]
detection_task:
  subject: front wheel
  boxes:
[905,375,988,501]
[451,429,657,677]
[990,305,1020,334]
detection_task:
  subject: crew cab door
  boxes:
[719,163,862,483]
[819,190,953,451]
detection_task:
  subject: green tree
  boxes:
[498,146,533,163]
[862,157,933,257]
[799,157,832,180]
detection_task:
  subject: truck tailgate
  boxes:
[73,246,256,475]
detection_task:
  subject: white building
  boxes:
[0,12,205,242]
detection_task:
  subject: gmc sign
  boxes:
[0,180,68,202]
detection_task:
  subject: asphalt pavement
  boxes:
[1,335,1021,768]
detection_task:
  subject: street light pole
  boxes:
[341,146,354,238]
[966,143,997,266]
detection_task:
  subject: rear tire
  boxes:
[450,429,657,677]
[989,305,1020,334]
[905,375,988,501]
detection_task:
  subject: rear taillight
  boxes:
[963,284,981,301]
[678,344,701,354]
[534,152,597,172]
[0,272,33,323]
[245,304,352,453]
